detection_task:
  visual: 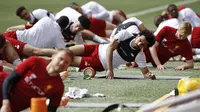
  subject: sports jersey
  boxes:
[154,18,180,35]
[145,26,193,66]
[99,30,147,70]
[178,8,200,27]
[0,57,64,112]
[28,9,55,24]
[16,17,65,48]
[110,17,142,39]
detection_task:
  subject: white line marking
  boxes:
[127,0,199,17]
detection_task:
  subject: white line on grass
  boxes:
[127,0,199,17]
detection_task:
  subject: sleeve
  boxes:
[49,83,64,108]
[184,8,200,27]
[155,26,168,43]
[16,56,37,76]
[88,1,109,19]
[135,51,147,68]
[113,30,133,42]
[180,40,193,60]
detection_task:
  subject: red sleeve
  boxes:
[49,83,64,107]
[178,6,186,11]
[16,56,38,76]
[181,40,193,60]
[156,26,169,43]
[0,65,3,72]
[25,24,34,29]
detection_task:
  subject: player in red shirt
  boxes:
[0,50,72,112]
[144,22,193,70]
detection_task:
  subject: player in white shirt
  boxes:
[154,15,180,35]
[16,6,55,24]
[56,7,109,44]
[110,17,147,40]
[69,1,127,25]
[4,16,69,48]
[167,4,200,27]
[67,28,156,80]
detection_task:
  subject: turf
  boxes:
[0,0,200,112]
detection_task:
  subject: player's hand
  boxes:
[0,100,12,112]
[157,64,166,70]
[144,72,156,80]
[175,66,185,70]
[106,70,114,80]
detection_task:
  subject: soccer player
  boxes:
[3,15,91,48]
[167,4,200,27]
[153,15,180,35]
[68,29,156,80]
[144,22,193,70]
[0,34,57,65]
[16,6,55,24]
[0,50,72,112]
[55,7,110,43]
[69,1,127,25]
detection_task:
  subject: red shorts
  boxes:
[2,31,17,40]
[6,38,26,59]
[191,27,200,48]
[80,44,104,71]
[89,17,106,37]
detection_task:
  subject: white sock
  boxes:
[93,35,109,44]
[13,58,22,66]
[195,48,200,55]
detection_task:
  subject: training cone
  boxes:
[83,67,96,80]
[31,97,47,112]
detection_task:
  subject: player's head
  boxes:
[49,49,73,75]
[167,4,179,18]
[56,16,70,30]
[176,22,192,40]
[0,33,6,54]
[154,15,164,27]
[16,6,31,21]
[71,15,91,33]
[133,30,155,49]
[68,2,83,14]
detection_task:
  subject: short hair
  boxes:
[154,15,164,27]
[16,6,26,16]
[0,33,6,49]
[56,16,70,30]
[139,30,155,47]
[68,2,79,8]
[178,22,192,36]
[78,15,91,29]
[167,4,177,12]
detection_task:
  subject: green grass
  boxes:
[1,0,200,112]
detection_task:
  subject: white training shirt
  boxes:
[154,18,180,36]
[81,1,113,22]
[16,17,65,48]
[178,8,200,27]
[110,17,142,39]
[55,7,81,22]
[99,30,147,70]
[28,9,55,24]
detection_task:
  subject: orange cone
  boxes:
[31,97,47,112]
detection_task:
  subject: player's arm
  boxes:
[5,41,22,66]
[106,38,118,80]
[149,41,166,70]
[175,59,194,70]
[1,70,21,112]
[6,24,33,32]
